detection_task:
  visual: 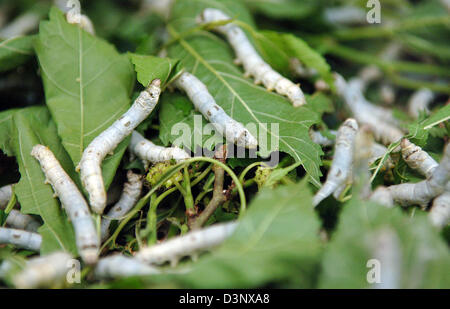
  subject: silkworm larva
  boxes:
[78,79,161,214]
[12,251,73,289]
[334,74,403,145]
[0,185,40,232]
[370,228,402,289]
[370,186,394,208]
[136,221,238,266]
[323,6,366,25]
[429,191,450,228]
[0,227,41,251]
[142,0,174,19]
[0,12,40,39]
[129,131,190,169]
[387,143,450,208]
[5,210,40,232]
[174,72,258,148]
[66,12,95,35]
[31,145,99,264]
[100,171,143,241]
[401,138,438,178]
[313,119,358,207]
[309,129,336,147]
[0,184,12,207]
[95,254,160,279]
[408,88,434,119]
[197,8,306,107]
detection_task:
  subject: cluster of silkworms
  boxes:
[0,4,448,289]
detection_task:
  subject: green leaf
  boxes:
[10,106,77,255]
[0,109,19,156]
[162,0,323,186]
[129,53,182,89]
[283,34,335,90]
[0,36,35,72]
[319,198,450,288]
[146,180,322,288]
[34,7,135,189]
[408,104,450,146]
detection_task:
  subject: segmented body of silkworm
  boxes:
[136,222,237,266]
[129,131,190,168]
[174,72,258,148]
[100,171,143,241]
[12,251,73,288]
[313,119,358,207]
[334,73,403,145]
[387,144,450,207]
[0,227,41,251]
[197,8,306,107]
[31,145,99,264]
[78,79,161,215]
[95,254,160,279]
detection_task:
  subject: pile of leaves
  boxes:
[0,0,449,288]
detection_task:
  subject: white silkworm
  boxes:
[387,144,450,208]
[334,73,403,145]
[12,251,73,289]
[174,72,257,148]
[370,186,394,208]
[0,227,41,251]
[31,145,99,264]
[408,88,434,119]
[0,184,40,232]
[95,254,160,279]
[198,8,306,107]
[142,0,174,19]
[429,192,450,228]
[65,7,95,35]
[129,131,190,169]
[136,222,237,266]
[0,184,12,207]
[312,119,358,207]
[100,171,143,241]
[370,228,402,289]
[4,210,40,232]
[78,79,161,215]
[309,129,336,147]
[401,138,438,178]
[0,12,40,39]
[323,6,366,25]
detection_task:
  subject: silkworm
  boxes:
[95,254,160,279]
[197,8,306,107]
[66,13,95,35]
[370,228,402,289]
[313,119,358,207]
[429,191,450,228]
[0,184,12,207]
[142,0,174,19]
[309,129,336,147]
[387,143,450,208]
[0,12,40,39]
[323,6,366,25]
[78,79,161,215]
[0,227,41,251]
[4,210,40,232]
[100,171,143,241]
[0,184,40,232]
[12,251,73,289]
[136,221,238,266]
[334,73,403,145]
[31,145,99,264]
[129,131,190,169]
[401,138,438,178]
[408,88,434,119]
[370,186,394,208]
[174,72,257,148]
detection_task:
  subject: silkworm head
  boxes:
[147,79,161,98]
